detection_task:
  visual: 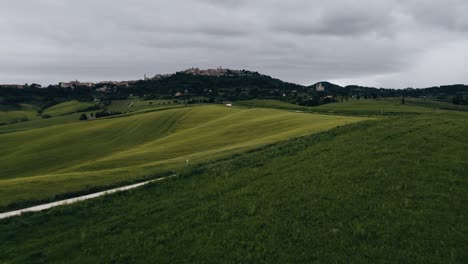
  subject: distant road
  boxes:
[0,175,176,220]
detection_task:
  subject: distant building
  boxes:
[59,82,72,88]
[96,87,109,92]
[181,67,242,77]
[59,80,94,89]
[316,83,325,92]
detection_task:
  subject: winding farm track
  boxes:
[0,175,176,220]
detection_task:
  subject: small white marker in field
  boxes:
[186,159,190,166]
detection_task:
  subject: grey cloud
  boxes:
[271,5,394,36]
[197,0,247,8]
[0,0,467,87]
[398,0,468,33]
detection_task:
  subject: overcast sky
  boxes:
[1,0,467,88]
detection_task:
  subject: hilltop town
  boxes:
[1,67,254,89]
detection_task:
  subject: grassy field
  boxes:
[237,99,442,115]
[383,97,468,112]
[0,112,91,134]
[0,110,38,124]
[1,110,466,263]
[0,105,366,210]
[0,105,184,134]
[43,100,96,116]
[0,104,39,125]
[314,99,437,115]
[106,98,186,113]
[236,99,311,111]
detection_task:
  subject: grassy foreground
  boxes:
[0,105,365,210]
[0,111,466,263]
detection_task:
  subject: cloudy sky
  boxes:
[1,0,467,88]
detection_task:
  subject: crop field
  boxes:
[42,100,96,117]
[236,99,311,111]
[106,98,186,113]
[0,105,366,210]
[0,110,38,125]
[1,110,466,263]
[237,99,441,116]
[0,104,39,125]
[0,111,99,134]
[313,99,437,115]
[382,97,468,112]
[0,105,183,134]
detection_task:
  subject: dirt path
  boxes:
[0,175,176,220]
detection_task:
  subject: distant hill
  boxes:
[122,69,306,101]
[311,81,343,90]
[308,82,468,98]
[1,69,468,108]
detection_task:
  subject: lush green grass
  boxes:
[43,100,96,116]
[106,98,185,113]
[314,99,436,115]
[1,111,466,263]
[0,113,86,134]
[0,105,184,134]
[0,105,366,210]
[237,99,442,116]
[0,110,38,125]
[0,104,39,125]
[383,97,468,112]
[236,99,311,111]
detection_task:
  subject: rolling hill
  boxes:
[42,100,96,117]
[1,109,466,263]
[0,105,367,210]
[236,99,442,115]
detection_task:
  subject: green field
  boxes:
[106,98,186,113]
[0,105,184,134]
[383,97,468,112]
[0,104,39,125]
[314,99,437,115]
[1,109,466,263]
[237,99,443,115]
[236,99,311,111]
[0,112,91,134]
[0,110,38,124]
[43,100,96,116]
[0,105,366,210]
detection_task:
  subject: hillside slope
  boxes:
[0,105,366,210]
[43,100,96,116]
[1,111,466,263]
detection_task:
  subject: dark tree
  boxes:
[453,95,465,105]
[79,114,88,120]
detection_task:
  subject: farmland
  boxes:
[0,108,466,263]
[0,105,366,211]
[237,98,444,116]
[105,98,185,113]
[42,100,96,116]
[0,104,39,125]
